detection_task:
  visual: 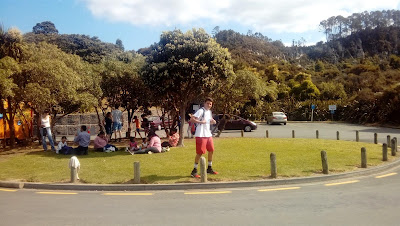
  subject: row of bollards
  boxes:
[262,130,397,145]
[79,132,397,184]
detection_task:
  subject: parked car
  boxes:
[266,112,287,125]
[147,116,173,130]
[217,114,257,132]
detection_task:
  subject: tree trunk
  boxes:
[1,100,6,150]
[35,111,42,145]
[95,106,105,133]
[177,105,186,147]
[7,97,15,148]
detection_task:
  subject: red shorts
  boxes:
[196,137,214,154]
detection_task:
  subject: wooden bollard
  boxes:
[382,143,388,161]
[266,130,269,138]
[361,147,367,168]
[241,130,244,137]
[70,168,78,183]
[321,150,328,174]
[133,162,140,184]
[270,153,277,179]
[200,156,207,183]
[316,130,319,139]
[394,137,398,152]
[391,139,396,156]
[356,131,359,142]
[336,131,340,140]
[292,130,295,138]
[374,133,378,144]
[387,135,391,148]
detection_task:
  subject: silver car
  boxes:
[267,112,287,125]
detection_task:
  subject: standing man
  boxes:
[74,125,90,155]
[112,105,123,142]
[189,97,218,178]
[40,110,56,152]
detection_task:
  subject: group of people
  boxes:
[40,97,219,178]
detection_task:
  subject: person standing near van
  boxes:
[112,105,123,142]
[189,97,218,178]
[40,110,56,152]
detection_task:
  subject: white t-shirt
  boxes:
[41,115,50,128]
[193,108,213,138]
[112,109,122,123]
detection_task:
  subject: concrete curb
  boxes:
[1,158,400,191]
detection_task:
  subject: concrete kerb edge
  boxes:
[2,158,400,191]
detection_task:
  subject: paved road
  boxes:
[1,167,400,225]
[214,122,400,143]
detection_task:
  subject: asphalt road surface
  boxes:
[1,166,400,226]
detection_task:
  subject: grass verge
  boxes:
[0,138,396,184]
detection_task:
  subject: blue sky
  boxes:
[2,0,400,51]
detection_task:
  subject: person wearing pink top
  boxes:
[94,131,117,152]
[131,130,161,154]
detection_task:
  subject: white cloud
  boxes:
[81,0,400,33]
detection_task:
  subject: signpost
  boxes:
[311,104,316,122]
[329,105,336,121]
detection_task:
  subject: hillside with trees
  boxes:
[1,9,400,147]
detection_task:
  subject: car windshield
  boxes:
[147,116,160,121]
[273,112,285,116]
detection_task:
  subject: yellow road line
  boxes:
[102,193,153,196]
[0,188,17,192]
[375,173,397,178]
[37,192,78,195]
[258,187,301,192]
[184,191,232,195]
[325,180,359,186]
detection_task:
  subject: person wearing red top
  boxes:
[133,116,143,139]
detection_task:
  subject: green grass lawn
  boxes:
[0,138,396,184]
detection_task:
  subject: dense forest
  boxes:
[1,9,400,148]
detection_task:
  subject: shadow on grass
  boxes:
[25,149,164,159]
[123,175,189,184]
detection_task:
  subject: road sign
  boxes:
[311,104,316,110]
[329,105,337,111]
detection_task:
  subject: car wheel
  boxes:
[284,122,286,125]
[157,125,162,130]
[244,125,252,132]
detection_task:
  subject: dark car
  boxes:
[148,116,173,130]
[217,114,257,132]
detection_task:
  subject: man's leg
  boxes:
[206,137,218,174]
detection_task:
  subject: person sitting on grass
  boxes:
[141,137,148,149]
[131,130,161,154]
[94,131,118,152]
[126,137,140,154]
[56,136,73,155]
[162,128,179,148]
[74,125,91,155]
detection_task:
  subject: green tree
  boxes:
[32,21,59,34]
[100,52,147,135]
[142,28,234,146]
[212,69,267,135]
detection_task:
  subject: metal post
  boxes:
[316,130,319,139]
[356,131,359,142]
[374,133,378,144]
[391,139,396,156]
[336,131,340,140]
[292,130,295,138]
[266,130,269,138]
[387,135,391,148]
